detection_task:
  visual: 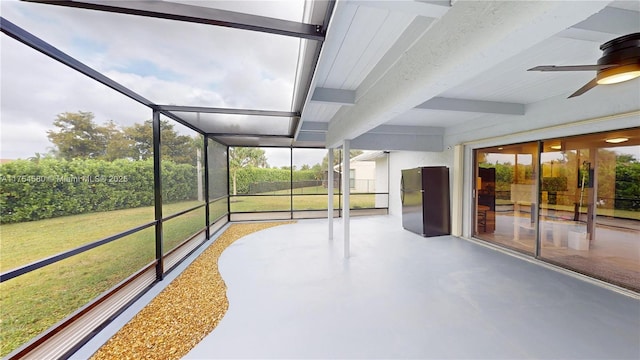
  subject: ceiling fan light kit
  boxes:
[528,32,640,97]
[596,63,640,85]
[605,137,630,144]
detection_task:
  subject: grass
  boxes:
[0,201,207,357]
[230,193,377,212]
[0,190,377,356]
[230,186,379,212]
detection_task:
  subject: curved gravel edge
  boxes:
[91,222,294,360]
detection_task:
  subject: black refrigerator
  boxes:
[401,166,451,237]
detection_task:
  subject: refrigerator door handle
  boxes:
[400,175,405,205]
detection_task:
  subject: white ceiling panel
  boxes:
[299,2,638,148]
[441,36,603,103]
[302,102,342,123]
[321,4,413,90]
[340,10,414,89]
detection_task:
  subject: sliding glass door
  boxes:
[538,131,640,291]
[473,128,640,291]
[474,142,539,255]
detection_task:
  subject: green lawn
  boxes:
[0,190,379,357]
[230,193,377,212]
[0,201,207,357]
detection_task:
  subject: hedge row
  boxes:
[231,167,319,194]
[0,159,198,224]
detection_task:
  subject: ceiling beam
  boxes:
[300,121,329,132]
[355,0,450,18]
[356,16,436,102]
[570,7,639,36]
[25,0,325,40]
[416,97,525,115]
[351,133,444,151]
[325,1,610,148]
[558,7,640,43]
[367,125,445,135]
[296,132,326,142]
[157,105,298,118]
[311,88,355,105]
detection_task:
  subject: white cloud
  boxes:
[1,0,305,159]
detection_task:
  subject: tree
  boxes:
[321,149,363,169]
[103,120,135,161]
[123,119,197,164]
[229,147,267,195]
[47,111,108,160]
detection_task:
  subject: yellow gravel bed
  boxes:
[91,221,293,360]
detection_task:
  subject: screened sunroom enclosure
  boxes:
[0,1,364,358]
[3,0,640,359]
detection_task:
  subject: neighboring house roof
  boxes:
[350,151,388,162]
[333,151,387,172]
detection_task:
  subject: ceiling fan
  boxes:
[528,32,640,98]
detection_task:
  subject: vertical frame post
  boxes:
[338,149,342,217]
[342,140,350,258]
[328,148,334,240]
[534,140,542,258]
[204,136,210,240]
[152,110,164,280]
[290,147,293,219]
[227,146,231,221]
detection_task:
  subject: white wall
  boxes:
[374,154,389,208]
[388,149,454,218]
[350,161,376,192]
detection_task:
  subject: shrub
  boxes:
[0,159,198,223]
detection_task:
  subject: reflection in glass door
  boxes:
[474,142,539,255]
[473,128,640,292]
[539,130,640,291]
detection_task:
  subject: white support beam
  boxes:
[328,149,334,240]
[325,1,610,148]
[558,7,640,43]
[356,16,436,102]
[350,133,443,151]
[368,125,444,136]
[571,7,639,36]
[416,97,525,115]
[300,121,329,132]
[451,144,464,236]
[353,125,443,150]
[342,140,351,259]
[311,87,355,105]
[296,132,326,142]
[354,0,451,18]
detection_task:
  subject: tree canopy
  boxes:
[46,112,199,164]
[228,147,268,195]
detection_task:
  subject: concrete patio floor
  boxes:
[75,216,640,359]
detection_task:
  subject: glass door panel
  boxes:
[539,130,640,291]
[474,142,538,255]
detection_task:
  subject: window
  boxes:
[349,169,356,189]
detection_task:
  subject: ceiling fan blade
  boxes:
[528,64,616,72]
[568,78,599,98]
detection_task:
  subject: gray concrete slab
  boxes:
[185,216,640,359]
